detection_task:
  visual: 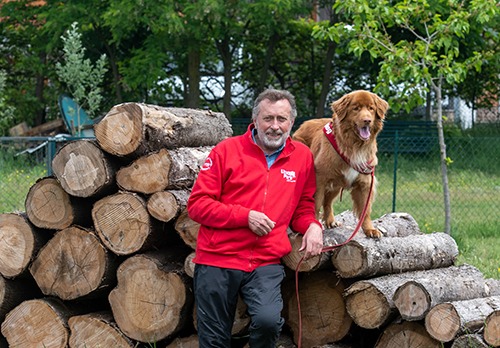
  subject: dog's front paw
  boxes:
[364,229,382,238]
[324,218,342,229]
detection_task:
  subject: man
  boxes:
[187,88,323,347]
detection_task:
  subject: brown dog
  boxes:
[293,90,389,238]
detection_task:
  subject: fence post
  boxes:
[391,131,399,212]
[46,137,57,176]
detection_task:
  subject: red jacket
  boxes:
[187,124,321,272]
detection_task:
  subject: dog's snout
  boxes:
[363,118,372,125]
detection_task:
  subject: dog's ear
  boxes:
[373,94,389,120]
[331,94,351,121]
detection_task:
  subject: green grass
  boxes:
[1,138,499,279]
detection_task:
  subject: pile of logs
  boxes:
[1,103,499,348]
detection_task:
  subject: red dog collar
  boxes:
[323,122,374,174]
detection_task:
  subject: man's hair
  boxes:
[252,89,297,121]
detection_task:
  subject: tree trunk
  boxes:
[331,232,458,278]
[147,190,190,223]
[186,48,201,109]
[285,271,352,347]
[108,250,194,343]
[0,212,49,278]
[344,269,446,329]
[282,212,423,273]
[374,321,440,348]
[25,177,92,229]
[316,40,336,118]
[29,226,117,301]
[1,298,72,348]
[484,310,500,347]
[393,264,488,321]
[425,295,500,342]
[116,146,212,194]
[451,334,489,348]
[94,103,232,157]
[92,192,163,255]
[51,140,117,198]
[174,209,200,250]
[68,312,135,348]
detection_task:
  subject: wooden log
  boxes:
[425,295,500,342]
[393,264,488,321]
[25,177,92,229]
[165,335,199,348]
[68,312,135,348]
[94,103,232,158]
[451,333,489,348]
[484,310,500,347]
[285,271,352,346]
[331,232,458,278]
[29,226,117,300]
[1,298,73,348]
[0,276,41,323]
[174,209,200,250]
[282,211,422,273]
[374,321,440,348]
[109,249,194,343]
[92,191,163,255]
[24,118,65,136]
[0,212,49,278]
[148,190,190,223]
[344,269,438,329]
[51,140,117,198]
[486,278,500,296]
[183,252,196,278]
[116,147,211,194]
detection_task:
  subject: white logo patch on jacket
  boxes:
[281,169,296,182]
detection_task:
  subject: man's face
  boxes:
[253,99,294,154]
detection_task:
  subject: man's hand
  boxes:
[248,210,276,236]
[299,223,323,259]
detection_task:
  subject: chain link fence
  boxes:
[1,128,499,237]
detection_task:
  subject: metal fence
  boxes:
[1,130,499,237]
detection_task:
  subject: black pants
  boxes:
[194,264,285,348]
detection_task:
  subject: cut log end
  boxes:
[424,303,460,342]
[345,284,391,329]
[393,281,431,320]
[374,321,440,348]
[484,310,500,346]
[330,242,364,277]
[0,213,35,278]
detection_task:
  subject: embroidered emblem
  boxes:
[281,169,296,182]
[201,157,213,171]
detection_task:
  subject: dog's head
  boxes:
[331,90,389,142]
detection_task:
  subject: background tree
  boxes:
[56,22,107,133]
[314,0,499,233]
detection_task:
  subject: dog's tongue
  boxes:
[359,126,371,140]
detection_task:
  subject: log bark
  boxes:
[184,252,196,278]
[94,103,232,157]
[374,321,440,348]
[344,269,446,329]
[92,191,163,255]
[116,147,211,193]
[332,232,458,278]
[148,190,190,223]
[285,271,352,347]
[174,209,200,250]
[451,333,489,348]
[484,310,500,347]
[25,177,92,229]
[29,226,117,300]
[393,264,488,321]
[425,295,500,342]
[68,312,135,348]
[109,249,194,343]
[282,212,422,273]
[0,212,49,278]
[1,298,72,348]
[51,140,117,198]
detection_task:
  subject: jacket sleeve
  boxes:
[187,148,250,229]
[289,152,322,234]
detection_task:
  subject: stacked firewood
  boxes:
[0,103,499,348]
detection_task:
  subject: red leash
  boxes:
[294,170,375,348]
